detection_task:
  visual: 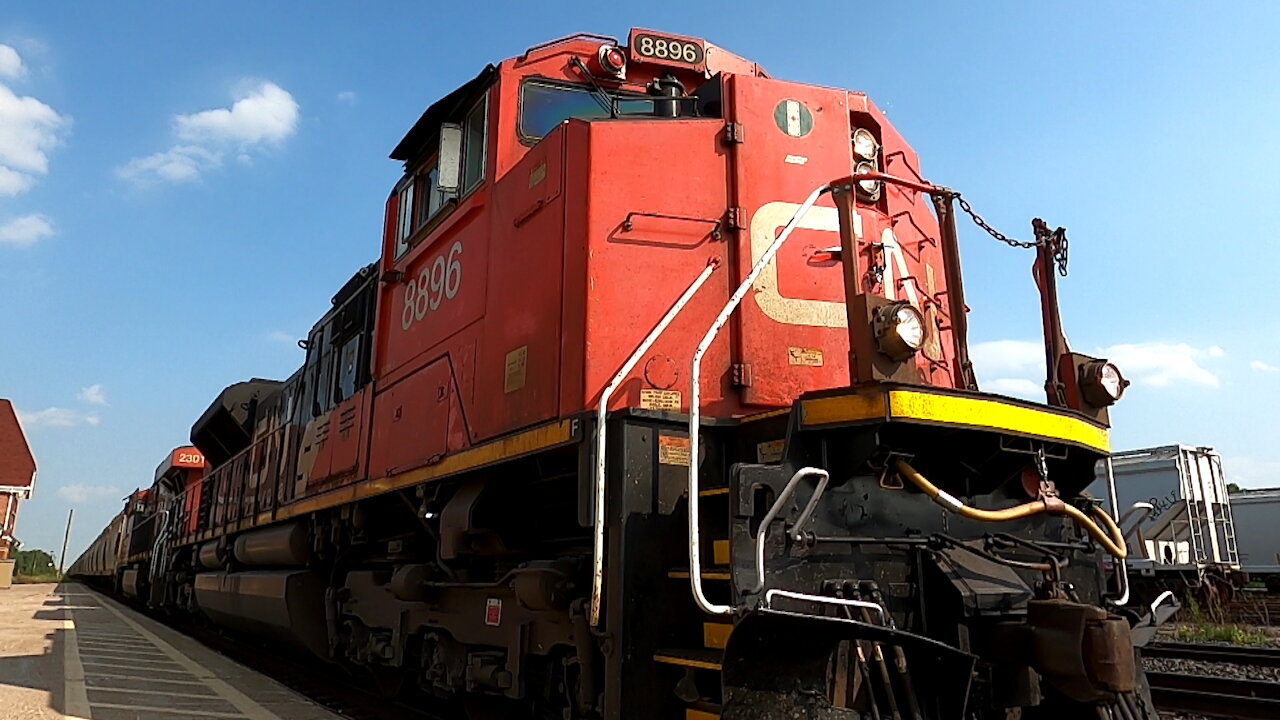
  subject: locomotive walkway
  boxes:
[0,582,343,720]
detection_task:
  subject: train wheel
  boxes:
[1194,570,1236,622]
[369,665,407,697]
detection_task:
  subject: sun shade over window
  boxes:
[519,81,655,142]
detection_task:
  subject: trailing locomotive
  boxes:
[73,29,1164,719]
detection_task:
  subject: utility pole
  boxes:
[58,508,73,576]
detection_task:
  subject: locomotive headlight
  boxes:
[1080,359,1130,406]
[855,161,881,197]
[853,128,878,160]
[873,302,925,360]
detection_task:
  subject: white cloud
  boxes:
[971,340,1045,378]
[970,340,1046,399]
[17,407,100,429]
[0,81,68,195]
[971,338,1227,393]
[336,90,356,104]
[268,330,296,343]
[1250,360,1279,373]
[1226,456,1280,489]
[57,483,121,504]
[0,213,53,247]
[175,82,298,145]
[0,166,32,194]
[116,145,221,184]
[985,378,1044,401]
[120,81,297,186]
[0,45,24,80]
[77,384,107,406]
[1099,342,1224,388]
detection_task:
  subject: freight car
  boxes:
[1087,445,1241,606]
[73,28,1164,719]
[1228,488,1280,590]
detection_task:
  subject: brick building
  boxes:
[0,399,37,560]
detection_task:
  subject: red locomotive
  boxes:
[73,29,1165,719]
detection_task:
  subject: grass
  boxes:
[1175,593,1271,645]
[12,572,64,584]
[1173,623,1270,646]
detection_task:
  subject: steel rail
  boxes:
[1147,670,1280,720]
[1144,642,1280,669]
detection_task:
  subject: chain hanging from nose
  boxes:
[953,193,1069,276]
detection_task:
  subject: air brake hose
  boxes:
[893,459,1128,560]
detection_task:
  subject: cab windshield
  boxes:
[519,81,654,142]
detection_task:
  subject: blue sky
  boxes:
[2,3,1278,562]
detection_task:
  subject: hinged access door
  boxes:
[725,75,856,407]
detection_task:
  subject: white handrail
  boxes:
[589,258,720,626]
[765,588,886,624]
[752,467,829,593]
[687,183,832,616]
[1102,455,1131,606]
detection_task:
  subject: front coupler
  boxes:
[721,609,976,720]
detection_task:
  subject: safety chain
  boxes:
[954,194,1069,276]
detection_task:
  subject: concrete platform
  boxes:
[0,582,346,719]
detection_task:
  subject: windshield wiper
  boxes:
[570,57,616,118]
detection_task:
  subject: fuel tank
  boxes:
[120,568,142,599]
[232,523,309,567]
[196,540,226,570]
[193,570,329,657]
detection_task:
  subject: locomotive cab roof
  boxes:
[190,378,282,466]
[391,65,496,165]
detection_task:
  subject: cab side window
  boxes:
[394,179,415,259]
[462,97,486,191]
[393,92,488,260]
[418,164,456,227]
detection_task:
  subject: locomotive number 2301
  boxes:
[401,240,463,331]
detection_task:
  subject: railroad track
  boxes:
[1228,589,1280,625]
[179,621,445,720]
[1146,671,1280,720]
[1143,641,1280,668]
[86,582,446,720]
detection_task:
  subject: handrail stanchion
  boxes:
[1103,454,1131,606]
[589,258,720,626]
[688,183,832,615]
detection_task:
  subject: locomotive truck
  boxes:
[72,28,1161,719]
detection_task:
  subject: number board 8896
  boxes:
[630,32,705,68]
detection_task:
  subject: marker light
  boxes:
[1080,360,1129,406]
[599,45,627,76]
[853,128,878,160]
[874,302,926,360]
[855,161,881,199]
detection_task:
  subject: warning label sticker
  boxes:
[756,439,785,463]
[640,388,681,411]
[658,435,692,466]
[485,598,502,626]
[504,346,528,393]
[788,347,824,367]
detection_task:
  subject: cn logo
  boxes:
[748,201,918,328]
